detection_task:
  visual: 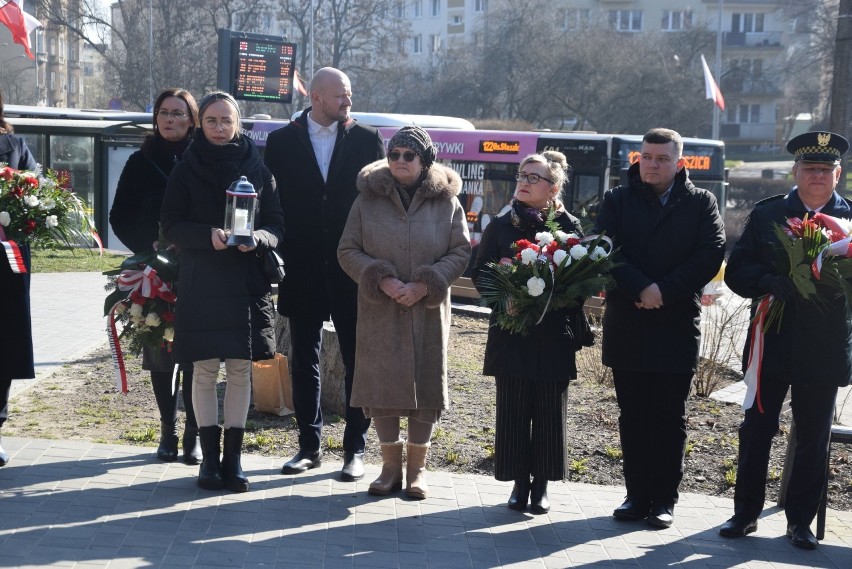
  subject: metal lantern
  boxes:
[224,176,258,247]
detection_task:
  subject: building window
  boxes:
[413,35,422,54]
[661,10,692,31]
[396,1,404,18]
[732,13,765,33]
[431,0,440,16]
[475,0,487,12]
[731,104,761,124]
[561,8,590,31]
[430,34,441,53]
[451,14,463,25]
[413,0,422,18]
[609,10,642,32]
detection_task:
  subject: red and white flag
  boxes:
[293,69,308,97]
[0,0,41,59]
[700,54,725,111]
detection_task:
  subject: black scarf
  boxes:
[184,133,261,190]
[510,198,551,232]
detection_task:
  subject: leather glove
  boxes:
[758,274,798,302]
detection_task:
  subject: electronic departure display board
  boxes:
[230,37,297,103]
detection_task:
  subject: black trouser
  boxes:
[734,376,837,525]
[494,375,569,481]
[150,364,196,428]
[612,369,694,506]
[288,312,369,454]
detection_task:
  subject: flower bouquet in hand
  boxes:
[477,212,616,335]
[0,165,100,272]
[103,247,178,392]
[760,213,852,332]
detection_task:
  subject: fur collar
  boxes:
[356,159,462,201]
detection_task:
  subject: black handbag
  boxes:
[262,249,285,283]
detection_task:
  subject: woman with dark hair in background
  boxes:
[471,151,585,514]
[110,88,202,464]
[0,88,38,466]
[161,91,284,492]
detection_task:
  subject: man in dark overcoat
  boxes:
[719,131,851,550]
[595,128,725,528]
[264,67,385,481]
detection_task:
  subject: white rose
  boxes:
[0,211,10,226]
[555,230,569,243]
[163,327,175,342]
[535,231,554,246]
[129,303,144,317]
[527,276,546,297]
[520,248,539,265]
[553,249,569,267]
[145,312,161,327]
[569,244,588,260]
[45,215,59,228]
[41,198,56,210]
[24,195,39,207]
[590,246,608,260]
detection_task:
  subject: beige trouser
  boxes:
[192,358,251,429]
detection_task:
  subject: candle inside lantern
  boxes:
[233,208,251,235]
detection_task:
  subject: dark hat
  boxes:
[388,126,437,168]
[786,131,849,163]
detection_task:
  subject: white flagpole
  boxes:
[713,0,724,140]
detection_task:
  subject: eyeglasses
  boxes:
[157,109,188,119]
[203,118,236,129]
[388,150,417,162]
[515,172,553,185]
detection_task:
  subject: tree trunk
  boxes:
[830,0,852,192]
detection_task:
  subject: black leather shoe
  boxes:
[340,451,365,481]
[529,478,550,515]
[281,449,322,474]
[613,498,650,521]
[647,504,674,529]
[507,478,531,511]
[787,524,818,550]
[719,516,758,538]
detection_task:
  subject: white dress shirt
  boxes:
[307,112,338,182]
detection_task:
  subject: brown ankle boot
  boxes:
[406,442,430,500]
[369,440,404,495]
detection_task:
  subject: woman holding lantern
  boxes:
[110,87,201,465]
[161,91,284,493]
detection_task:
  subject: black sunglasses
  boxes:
[388,150,418,162]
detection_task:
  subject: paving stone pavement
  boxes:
[1,437,851,569]
[1,272,850,568]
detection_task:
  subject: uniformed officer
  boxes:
[720,131,851,549]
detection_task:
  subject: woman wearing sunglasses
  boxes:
[338,126,470,499]
[109,88,202,465]
[470,151,586,514]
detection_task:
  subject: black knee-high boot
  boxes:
[197,426,223,490]
[222,428,249,493]
[151,371,178,461]
[179,365,202,464]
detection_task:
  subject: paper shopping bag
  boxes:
[251,353,293,416]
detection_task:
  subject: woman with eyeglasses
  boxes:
[470,151,586,514]
[110,88,202,465]
[161,91,284,492]
[338,126,470,499]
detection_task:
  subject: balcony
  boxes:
[723,31,782,48]
[720,77,782,96]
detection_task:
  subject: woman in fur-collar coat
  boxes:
[338,126,470,500]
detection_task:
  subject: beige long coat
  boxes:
[338,160,471,411]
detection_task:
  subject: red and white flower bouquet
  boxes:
[477,212,616,335]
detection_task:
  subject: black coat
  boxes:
[0,132,37,170]
[470,208,584,382]
[161,134,284,363]
[110,137,187,253]
[594,163,725,373]
[264,109,385,320]
[1,133,37,383]
[725,189,852,387]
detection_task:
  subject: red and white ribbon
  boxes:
[1,239,27,273]
[742,297,770,413]
[106,301,129,393]
[117,265,176,303]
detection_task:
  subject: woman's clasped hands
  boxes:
[380,276,428,307]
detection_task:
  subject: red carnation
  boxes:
[0,167,14,180]
[24,219,37,233]
[161,310,176,322]
[23,176,39,188]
